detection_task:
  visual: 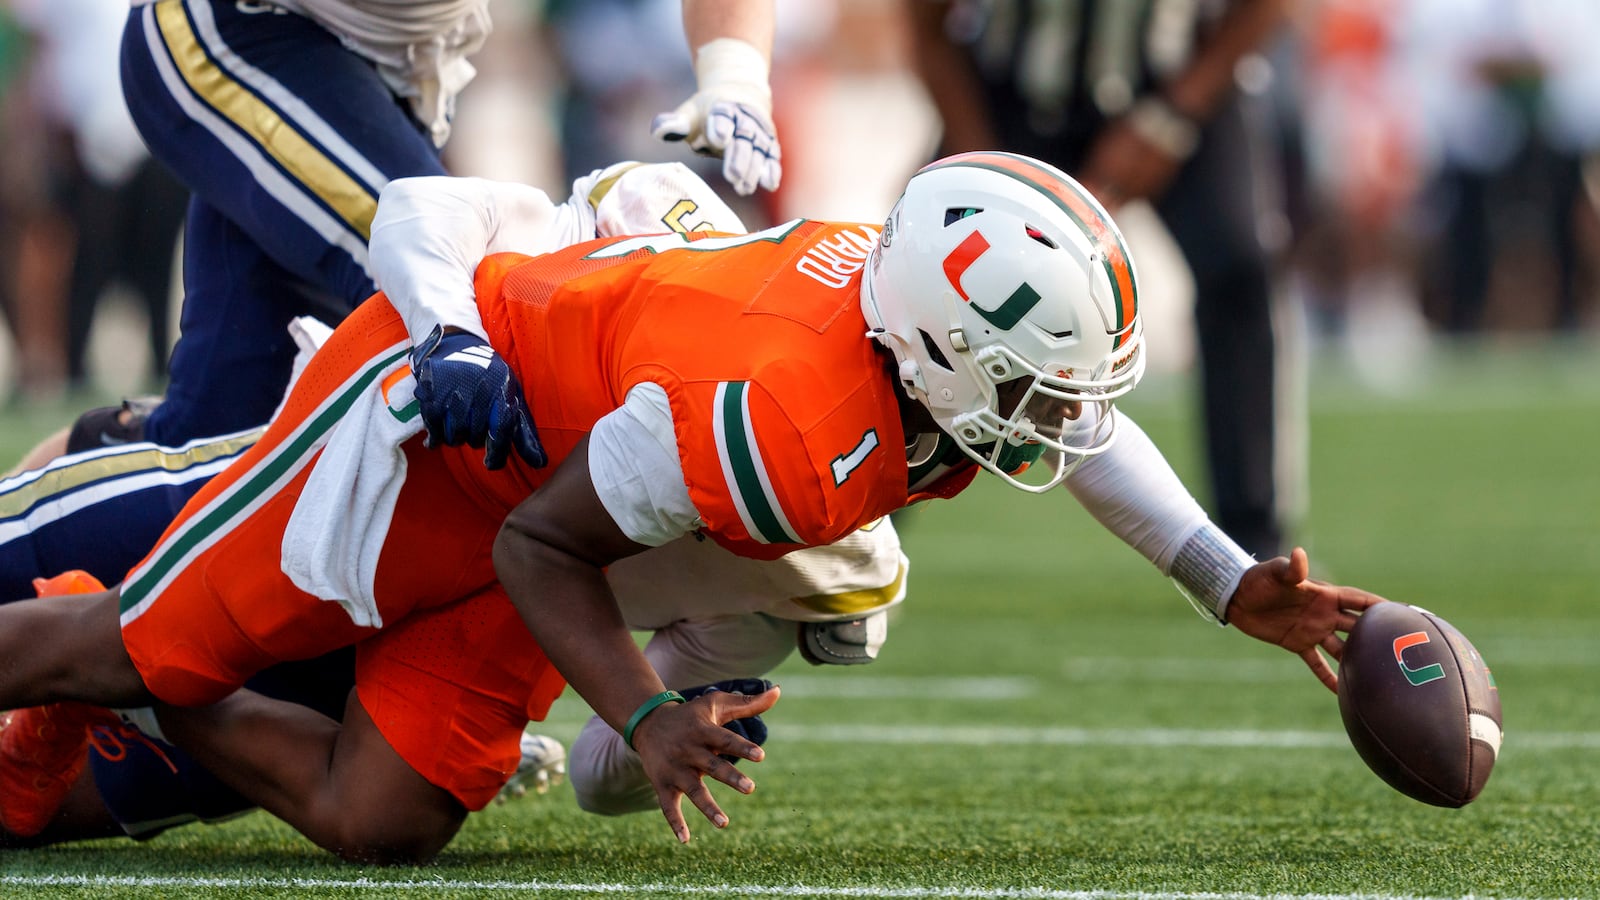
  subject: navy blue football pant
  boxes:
[0,432,352,837]
[120,0,447,445]
[1155,95,1284,559]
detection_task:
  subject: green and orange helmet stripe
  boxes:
[917,151,1139,348]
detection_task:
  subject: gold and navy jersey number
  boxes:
[583,220,806,261]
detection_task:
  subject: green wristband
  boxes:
[623,690,686,751]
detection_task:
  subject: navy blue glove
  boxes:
[409,325,546,471]
[679,678,773,762]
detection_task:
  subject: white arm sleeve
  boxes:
[369,165,742,349]
[1063,407,1211,573]
[1064,407,1254,621]
[588,382,702,547]
[369,176,589,344]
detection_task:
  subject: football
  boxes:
[1337,601,1502,807]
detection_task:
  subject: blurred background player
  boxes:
[0,0,183,408]
[19,0,185,395]
[906,0,1299,560]
[1403,0,1600,335]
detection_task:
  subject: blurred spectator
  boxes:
[543,0,709,185]
[1405,0,1600,333]
[535,0,784,226]
[907,0,1300,560]
[2,0,184,400]
[0,4,73,405]
[764,0,940,225]
[1283,0,1431,368]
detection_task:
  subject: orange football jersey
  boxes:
[449,220,974,559]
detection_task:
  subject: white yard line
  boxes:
[769,675,1038,698]
[0,875,1557,900]
[781,724,1349,747]
[774,724,1600,751]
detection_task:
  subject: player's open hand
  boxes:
[630,683,780,843]
[1227,548,1388,693]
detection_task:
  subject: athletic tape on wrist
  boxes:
[1169,523,1254,625]
[1127,96,1200,160]
[693,37,772,111]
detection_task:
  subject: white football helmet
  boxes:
[861,151,1145,492]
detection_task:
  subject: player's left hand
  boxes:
[1226,548,1388,694]
[652,96,781,196]
[410,324,546,471]
[630,682,780,843]
[651,37,781,196]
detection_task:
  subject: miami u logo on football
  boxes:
[942,231,1041,330]
[1392,632,1447,686]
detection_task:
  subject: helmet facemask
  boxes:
[861,152,1145,493]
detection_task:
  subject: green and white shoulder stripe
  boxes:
[713,381,801,546]
[119,342,413,624]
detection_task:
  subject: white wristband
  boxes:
[1127,96,1201,161]
[1169,523,1254,625]
[693,37,772,112]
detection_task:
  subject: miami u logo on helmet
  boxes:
[941,230,1043,331]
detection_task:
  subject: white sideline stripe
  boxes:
[777,675,1035,699]
[783,725,1347,748]
[0,876,1551,899]
[538,704,1600,751]
[1059,659,1303,682]
[777,724,1600,751]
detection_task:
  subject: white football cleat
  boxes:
[495,733,567,804]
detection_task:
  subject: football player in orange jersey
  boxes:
[0,151,1384,863]
[0,162,894,851]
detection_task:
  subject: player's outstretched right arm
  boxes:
[1061,407,1383,691]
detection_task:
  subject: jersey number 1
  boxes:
[831,429,880,486]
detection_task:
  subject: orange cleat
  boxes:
[1,570,118,837]
[31,569,108,598]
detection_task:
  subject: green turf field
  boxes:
[1,339,1597,899]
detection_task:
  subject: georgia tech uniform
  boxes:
[119,0,465,444]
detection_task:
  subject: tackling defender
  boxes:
[0,152,1382,863]
[50,0,781,458]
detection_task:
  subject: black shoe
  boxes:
[679,678,774,759]
[65,396,162,453]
